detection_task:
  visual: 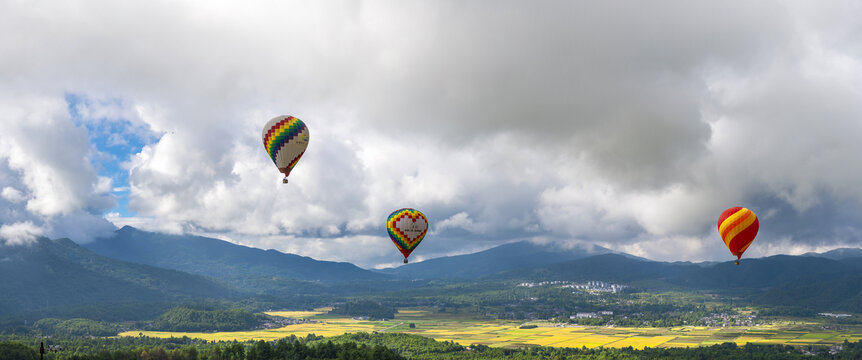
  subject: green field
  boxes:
[121,308,861,349]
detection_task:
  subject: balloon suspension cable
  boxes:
[403,258,408,264]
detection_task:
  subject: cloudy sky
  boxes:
[2,1,862,268]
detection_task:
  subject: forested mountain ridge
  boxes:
[491,253,853,290]
[803,247,862,260]
[379,240,619,279]
[488,252,862,312]
[0,236,233,319]
[85,226,389,282]
[7,227,862,322]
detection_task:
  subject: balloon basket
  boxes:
[735,260,739,265]
[282,178,288,184]
[403,258,408,264]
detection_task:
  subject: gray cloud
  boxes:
[1,1,862,265]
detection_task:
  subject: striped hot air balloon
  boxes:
[717,207,759,265]
[262,115,309,184]
[387,208,428,263]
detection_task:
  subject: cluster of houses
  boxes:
[570,311,614,319]
[562,281,628,293]
[818,312,852,318]
[699,313,758,327]
[517,280,571,288]
[517,280,628,293]
[802,345,844,356]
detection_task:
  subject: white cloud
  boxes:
[435,212,490,235]
[1,1,862,264]
[1,186,26,203]
[104,213,184,235]
[0,93,117,244]
[0,95,103,216]
[0,221,43,245]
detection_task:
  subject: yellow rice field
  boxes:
[264,307,332,319]
[120,308,862,349]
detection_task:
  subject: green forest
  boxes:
[152,307,261,332]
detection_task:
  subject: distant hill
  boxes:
[488,253,690,284]
[85,226,389,283]
[378,241,618,279]
[0,237,232,320]
[756,273,862,313]
[489,252,862,312]
[802,247,862,260]
[491,253,851,291]
[669,255,850,290]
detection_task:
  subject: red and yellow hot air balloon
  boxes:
[717,207,759,265]
[387,208,428,263]
[262,115,309,184]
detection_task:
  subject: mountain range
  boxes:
[377,241,618,279]
[4,225,862,320]
[85,226,386,283]
[0,236,231,319]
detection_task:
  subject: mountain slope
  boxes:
[0,237,232,319]
[490,253,851,290]
[85,226,388,282]
[670,255,849,290]
[756,273,862,313]
[379,241,617,279]
[489,253,690,284]
[802,247,862,260]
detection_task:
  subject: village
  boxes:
[518,280,629,293]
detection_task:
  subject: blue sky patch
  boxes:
[66,94,161,217]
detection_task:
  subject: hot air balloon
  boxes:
[717,207,759,265]
[387,208,428,263]
[262,115,309,184]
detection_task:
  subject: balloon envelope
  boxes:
[717,207,759,260]
[262,115,309,181]
[387,208,428,260]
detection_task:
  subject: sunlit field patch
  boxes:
[799,333,835,339]
[121,308,862,350]
[660,342,700,348]
[265,307,331,319]
[395,309,430,318]
[667,335,705,343]
[788,338,821,344]
[396,309,428,315]
[752,338,796,344]
[120,316,378,342]
[606,336,675,349]
[555,335,628,349]
[524,335,576,346]
[733,336,770,345]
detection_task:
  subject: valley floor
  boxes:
[121,308,861,350]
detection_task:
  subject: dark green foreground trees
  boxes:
[33,318,118,337]
[4,333,862,359]
[0,334,402,360]
[0,341,37,360]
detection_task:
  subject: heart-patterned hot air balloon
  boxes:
[717,206,759,265]
[387,208,429,263]
[262,115,309,184]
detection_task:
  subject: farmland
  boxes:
[121,308,862,350]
